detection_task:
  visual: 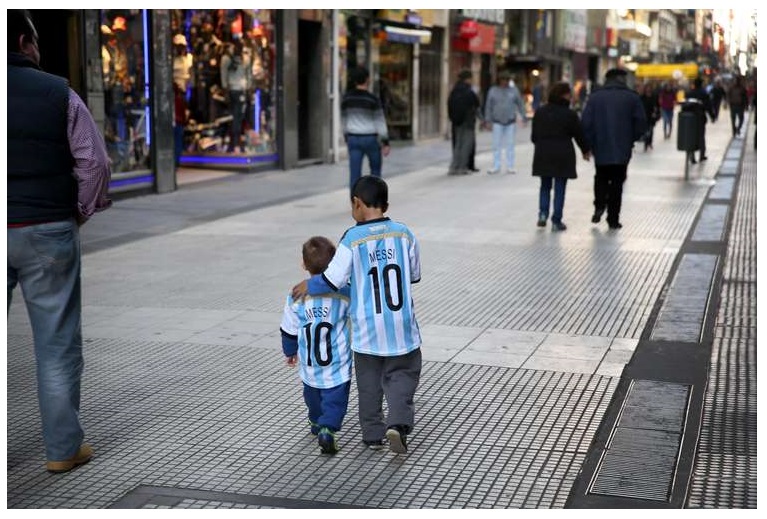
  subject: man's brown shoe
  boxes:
[46,444,93,473]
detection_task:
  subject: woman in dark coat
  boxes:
[531,82,591,231]
[639,82,660,150]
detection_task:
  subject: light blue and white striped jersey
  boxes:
[279,286,352,389]
[323,217,421,356]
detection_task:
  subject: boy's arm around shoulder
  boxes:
[279,294,299,362]
[409,229,422,284]
[291,273,338,300]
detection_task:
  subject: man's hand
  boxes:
[291,280,308,300]
[382,144,391,157]
[286,355,297,367]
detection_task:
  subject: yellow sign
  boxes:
[634,63,699,80]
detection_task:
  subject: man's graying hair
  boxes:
[8,10,36,53]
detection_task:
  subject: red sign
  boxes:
[458,20,479,38]
[452,22,495,54]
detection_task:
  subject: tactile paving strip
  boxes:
[416,245,675,339]
[686,136,757,509]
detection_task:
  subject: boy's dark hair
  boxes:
[547,82,571,103]
[351,176,388,210]
[350,66,370,87]
[302,236,336,275]
[8,10,36,52]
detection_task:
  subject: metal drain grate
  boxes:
[111,485,369,509]
[589,380,691,502]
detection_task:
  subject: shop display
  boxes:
[172,9,277,157]
[100,10,150,173]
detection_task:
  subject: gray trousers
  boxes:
[354,348,422,442]
[449,119,476,173]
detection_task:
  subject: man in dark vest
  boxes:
[8,9,112,473]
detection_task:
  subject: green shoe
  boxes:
[318,427,338,454]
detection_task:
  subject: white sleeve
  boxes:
[323,243,354,290]
[409,235,421,283]
[279,294,299,336]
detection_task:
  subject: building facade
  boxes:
[27,8,751,198]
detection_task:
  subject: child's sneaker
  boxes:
[309,421,320,436]
[363,439,386,450]
[385,426,408,454]
[318,427,338,454]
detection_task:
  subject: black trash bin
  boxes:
[677,99,703,152]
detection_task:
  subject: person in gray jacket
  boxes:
[483,70,527,174]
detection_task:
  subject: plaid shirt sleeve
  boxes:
[67,89,112,222]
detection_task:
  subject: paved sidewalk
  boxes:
[6,112,755,509]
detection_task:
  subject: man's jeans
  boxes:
[491,122,517,172]
[7,218,85,461]
[347,134,382,192]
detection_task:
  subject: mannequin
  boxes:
[220,39,252,152]
[172,33,194,93]
[192,20,222,123]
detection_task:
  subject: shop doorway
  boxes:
[30,9,84,99]
[298,19,324,163]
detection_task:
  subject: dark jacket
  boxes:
[727,83,748,109]
[686,87,715,124]
[448,81,480,126]
[8,52,76,224]
[581,79,647,165]
[531,99,590,179]
[640,93,660,125]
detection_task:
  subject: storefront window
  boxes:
[378,41,412,140]
[100,10,150,173]
[171,9,277,160]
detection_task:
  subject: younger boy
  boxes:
[292,176,422,454]
[280,236,352,455]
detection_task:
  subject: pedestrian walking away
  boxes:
[341,66,391,193]
[280,236,353,455]
[658,82,677,139]
[447,69,481,176]
[640,82,660,151]
[7,9,112,473]
[710,78,726,122]
[581,67,646,230]
[685,77,716,163]
[727,75,748,137]
[291,176,422,455]
[531,82,591,231]
[483,70,528,175]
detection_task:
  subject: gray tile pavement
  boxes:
[6,110,754,508]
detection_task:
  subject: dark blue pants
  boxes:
[303,381,351,432]
[539,177,568,224]
[347,134,382,192]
